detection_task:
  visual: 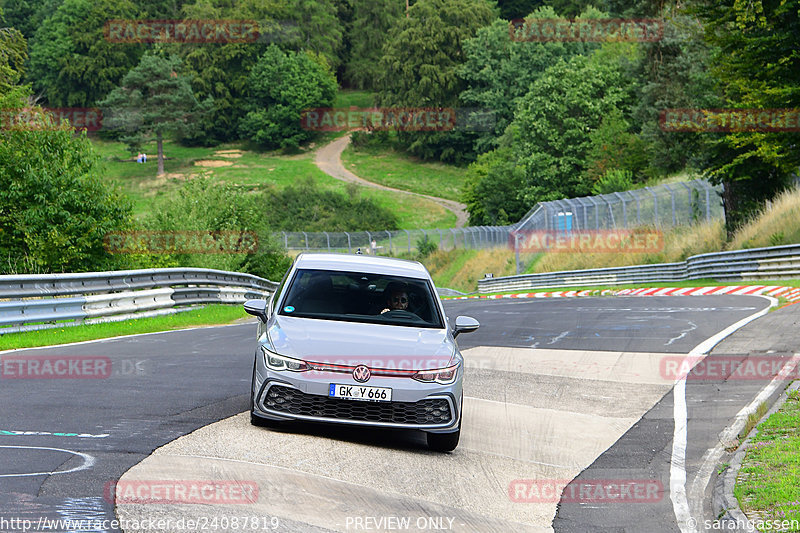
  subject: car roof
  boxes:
[293,253,430,280]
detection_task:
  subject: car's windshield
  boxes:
[278,268,443,328]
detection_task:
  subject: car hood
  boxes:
[267,315,455,370]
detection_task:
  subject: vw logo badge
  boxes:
[353,365,371,383]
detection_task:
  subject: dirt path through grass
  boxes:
[314,134,469,227]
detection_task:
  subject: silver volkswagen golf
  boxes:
[244,252,479,452]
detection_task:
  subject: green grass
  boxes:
[341,144,466,202]
[734,387,800,530]
[359,187,455,229]
[0,305,249,350]
[93,138,456,229]
[334,90,375,108]
[427,249,478,290]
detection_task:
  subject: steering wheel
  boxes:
[406,292,427,318]
[380,309,420,320]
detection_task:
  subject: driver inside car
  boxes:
[380,286,409,314]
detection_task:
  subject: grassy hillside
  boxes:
[728,187,800,250]
[94,139,455,229]
[341,144,467,202]
[525,187,800,275]
[525,219,727,274]
[422,186,800,292]
[421,248,516,293]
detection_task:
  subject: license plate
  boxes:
[329,384,392,402]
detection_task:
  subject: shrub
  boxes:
[239,46,337,150]
[591,169,635,195]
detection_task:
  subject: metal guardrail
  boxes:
[0,267,278,334]
[477,243,800,293]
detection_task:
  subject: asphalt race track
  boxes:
[0,295,784,532]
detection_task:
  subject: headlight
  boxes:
[412,363,460,384]
[261,346,309,372]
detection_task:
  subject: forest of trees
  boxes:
[1,0,799,273]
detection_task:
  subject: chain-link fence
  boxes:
[274,180,723,254]
[274,226,514,254]
[514,179,723,233]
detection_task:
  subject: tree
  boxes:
[689,0,800,233]
[375,0,496,161]
[462,144,527,225]
[141,177,291,280]
[258,176,399,232]
[497,0,543,19]
[343,0,404,89]
[170,0,285,145]
[27,0,143,107]
[584,108,648,185]
[630,12,721,178]
[458,6,602,155]
[239,45,337,150]
[0,27,27,94]
[377,0,496,108]
[462,42,639,223]
[287,0,344,72]
[512,46,638,205]
[591,169,634,195]
[99,54,210,175]
[0,89,131,273]
[0,0,63,39]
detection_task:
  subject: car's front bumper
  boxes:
[252,358,462,433]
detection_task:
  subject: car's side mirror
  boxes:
[244,299,269,322]
[453,315,480,338]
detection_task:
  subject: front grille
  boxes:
[263,385,452,425]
